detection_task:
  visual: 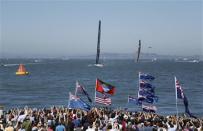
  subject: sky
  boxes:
[0,0,202,58]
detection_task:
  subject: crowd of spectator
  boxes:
[0,106,202,131]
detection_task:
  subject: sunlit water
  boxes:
[0,59,202,117]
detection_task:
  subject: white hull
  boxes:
[94,64,104,67]
[175,60,199,63]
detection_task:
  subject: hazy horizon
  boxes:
[1,0,202,58]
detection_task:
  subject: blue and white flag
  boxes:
[139,90,158,100]
[139,89,155,97]
[128,96,138,104]
[68,92,91,111]
[138,95,154,104]
[136,72,158,113]
[139,73,155,81]
[140,80,155,90]
[75,81,92,103]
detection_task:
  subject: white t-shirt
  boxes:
[17,114,27,122]
[86,127,95,131]
[167,123,177,131]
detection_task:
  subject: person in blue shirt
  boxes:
[55,122,66,131]
[73,115,81,128]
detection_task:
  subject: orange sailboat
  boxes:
[16,64,29,75]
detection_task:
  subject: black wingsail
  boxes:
[136,40,141,62]
[96,20,101,64]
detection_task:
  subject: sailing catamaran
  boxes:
[94,20,104,67]
[136,40,141,62]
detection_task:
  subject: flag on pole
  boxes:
[95,93,111,106]
[75,81,92,103]
[175,77,196,118]
[139,73,155,81]
[175,78,184,99]
[138,89,155,97]
[183,95,196,118]
[96,79,116,95]
[138,80,158,104]
[140,80,155,90]
[128,96,137,104]
[138,72,158,112]
[137,95,154,104]
[68,92,91,111]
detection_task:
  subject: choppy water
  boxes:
[0,59,202,116]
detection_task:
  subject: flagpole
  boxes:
[75,81,78,96]
[138,72,142,111]
[94,79,97,107]
[140,74,145,131]
[174,76,179,127]
[68,92,70,109]
[138,72,140,98]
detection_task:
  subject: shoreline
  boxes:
[1,105,202,118]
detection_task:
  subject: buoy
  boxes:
[16,64,29,75]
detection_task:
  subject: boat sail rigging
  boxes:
[16,64,29,75]
[94,20,104,67]
[136,40,141,62]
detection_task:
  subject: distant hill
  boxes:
[0,52,202,61]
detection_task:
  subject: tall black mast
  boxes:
[136,40,141,62]
[96,20,101,64]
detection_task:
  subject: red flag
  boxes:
[96,79,116,95]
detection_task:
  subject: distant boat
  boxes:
[152,58,157,62]
[175,58,200,63]
[136,40,141,62]
[16,64,29,75]
[1,63,19,67]
[189,60,199,63]
[34,59,41,63]
[94,20,104,67]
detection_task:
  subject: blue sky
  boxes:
[1,0,202,58]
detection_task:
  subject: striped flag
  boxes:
[95,94,111,106]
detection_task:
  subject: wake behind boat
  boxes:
[94,63,104,67]
[1,63,19,67]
